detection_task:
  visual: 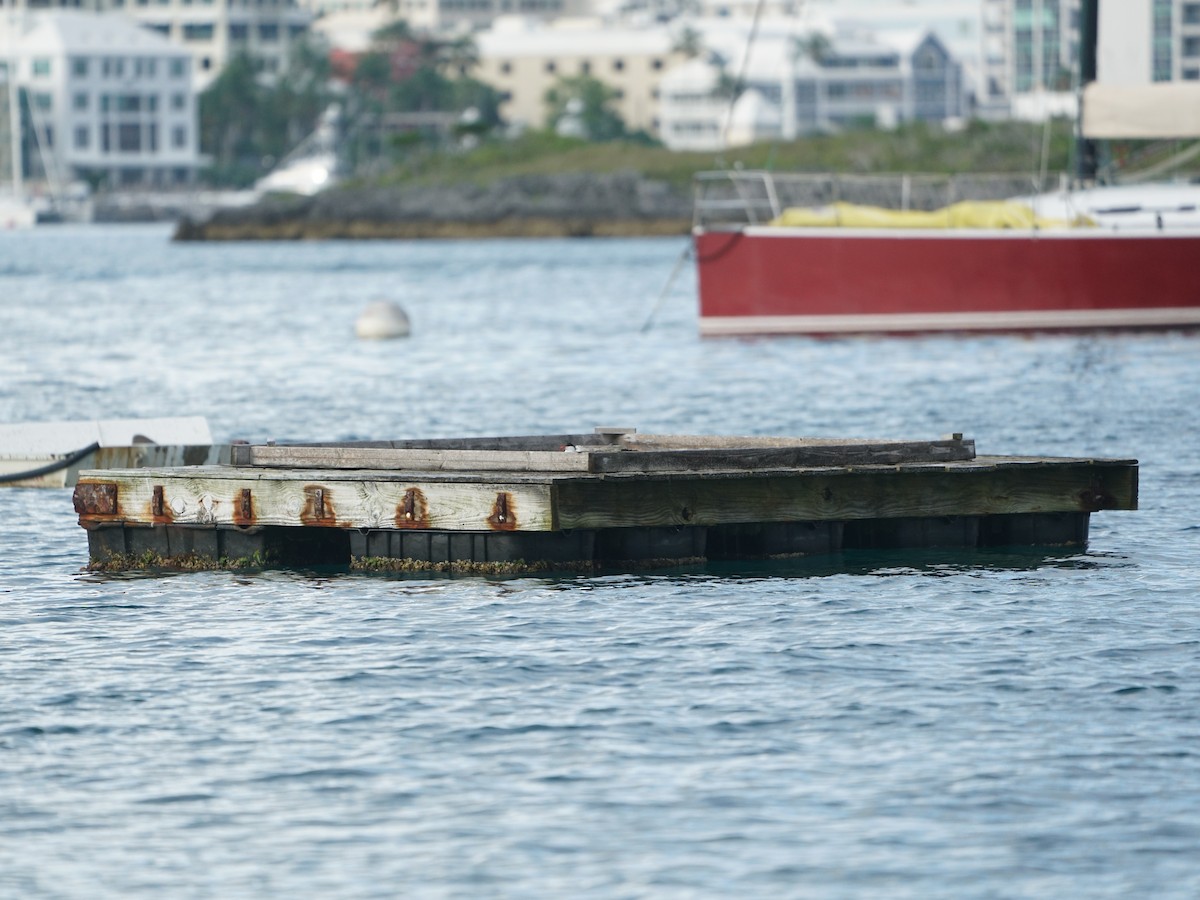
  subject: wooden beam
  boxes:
[552,459,1137,530]
[76,469,556,532]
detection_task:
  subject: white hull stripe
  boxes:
[699,306,1200,336]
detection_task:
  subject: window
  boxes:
[34,93,52,112]
[172,125,188,148]
[1186,3,1200,25]
[545,61,556,73]
[118,123,141,152]
[230,23,248,40]
[612,58,624,72]
[580,60,591,74]
[651,58,663,70]
[171,92,187,111]
[73,93,89,111]
[32,58,51,77]
[72,57,89,78]
[74,126,90,150]
[258,23,279,41]
[500,61,511,74]
[1186,37,1200,58]
[118,94,141,112]
[183,23,214,40]
[170,58,188,77]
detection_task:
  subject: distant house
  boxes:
[657,24,965,151]
[1,11,201,188]
[473,19,683,136]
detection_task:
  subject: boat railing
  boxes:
[693,170,1063,229]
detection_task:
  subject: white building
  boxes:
[0,11,201,188]
[303,0,591,37]
[474,18,683,134]
[658,21,965,151]
[20,0,313,90]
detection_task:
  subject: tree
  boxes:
[198,41,336,186]
[544,76,627,142]
[795,33,833,66]
[672,26,704,60]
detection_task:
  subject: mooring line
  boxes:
[640,243,692,334]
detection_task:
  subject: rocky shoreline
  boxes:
[173,171,693,241]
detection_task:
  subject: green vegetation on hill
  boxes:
[365,119,1081,190]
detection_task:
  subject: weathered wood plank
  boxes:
[232,437,975,474]
[231,433,613,463]
[552,461,1137,530]
[76,471,556,532]
[237,445,592,472]
[587,439,975,473]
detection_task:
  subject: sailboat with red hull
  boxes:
[693,0,1200,337]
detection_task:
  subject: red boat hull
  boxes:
[695,226,1200,336]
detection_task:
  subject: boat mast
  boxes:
[3,0,24,201]
[1075,0,1099,184]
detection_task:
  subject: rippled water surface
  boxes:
[2,225,1200,898]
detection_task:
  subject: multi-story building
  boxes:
[474,19,683,135]
[301,0,591,36]
[981,0,1200,117]
[22,0,312,89]
[979,0,1079,117]
[0,11,201,187]
[1096,0,1200,83]
[658,23,965,151]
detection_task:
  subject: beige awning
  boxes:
[1082,82,1200,139]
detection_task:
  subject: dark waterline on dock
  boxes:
[2,224,1200,897]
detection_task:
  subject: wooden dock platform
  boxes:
[72,429,1138,572]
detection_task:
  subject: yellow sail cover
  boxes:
[770,200,1090,230]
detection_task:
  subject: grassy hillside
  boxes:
[365,119,1082,189]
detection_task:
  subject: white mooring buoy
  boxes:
[355,301,411,339]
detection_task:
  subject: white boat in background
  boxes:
[255,105,341,197]
[0,192,35,229]
[0,417,229,488]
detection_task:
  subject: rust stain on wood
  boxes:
[394,487,430,529]
[233,488,255,526]
[149,485,174,523]
[487,491,517,531]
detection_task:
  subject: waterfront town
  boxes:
[0,0,1197,218]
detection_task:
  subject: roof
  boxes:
[477,18,674,58]
[2,10,189,56]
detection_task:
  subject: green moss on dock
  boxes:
[350,555,707,575]
[87,549,278,573]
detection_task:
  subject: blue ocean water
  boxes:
[2,224,1200,898]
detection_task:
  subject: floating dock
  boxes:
[72,429,1138,572]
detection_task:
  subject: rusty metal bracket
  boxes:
[74,482,118,516]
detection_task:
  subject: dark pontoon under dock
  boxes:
[73,429,1138,572]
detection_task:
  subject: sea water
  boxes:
[1,224,1199,898]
